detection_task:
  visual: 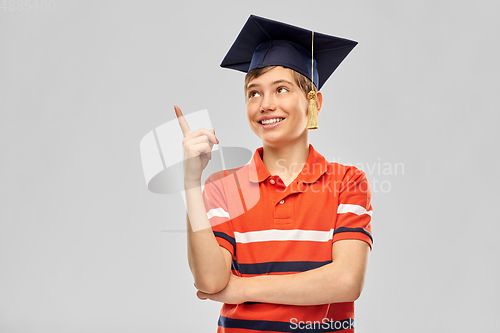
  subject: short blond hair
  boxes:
[244,66,317,98]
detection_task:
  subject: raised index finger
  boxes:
[174,105,191,137]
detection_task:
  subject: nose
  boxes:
[260,93,276,112]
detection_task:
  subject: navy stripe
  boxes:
[219,316,354,332]
[231,259,240,273]
[333,227,373,243]
[213,231,236,251]
[236,260,331,275]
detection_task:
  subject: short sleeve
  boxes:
[202,174,236,256]
[333,167,373,249]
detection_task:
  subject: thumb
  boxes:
[197,290,208,300]
[210,129,219,144]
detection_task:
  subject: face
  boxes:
[245,66,310,147]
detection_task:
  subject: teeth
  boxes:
[260,118,284,125]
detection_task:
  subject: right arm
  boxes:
[185,181,232,294]
[175,106,232,294]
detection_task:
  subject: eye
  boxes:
[248,91,261,98]
[276,86,288,94]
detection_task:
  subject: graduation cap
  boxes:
[221,15,358,129]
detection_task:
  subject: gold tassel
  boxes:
[306,30,318,130]
[306,90,318,129]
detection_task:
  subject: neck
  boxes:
[262,136,310,184]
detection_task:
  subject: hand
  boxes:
[196,274,248,304]
[174,105,219,184]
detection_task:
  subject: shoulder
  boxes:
[323,160,367,182]
[319,160,370,199]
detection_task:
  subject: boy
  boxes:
[176,15,373,333]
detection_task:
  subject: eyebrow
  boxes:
[247,79,294,91]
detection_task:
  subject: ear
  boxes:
[315,91,323,116]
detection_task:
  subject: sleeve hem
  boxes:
[333,232,373,250]
[214,234,235,256]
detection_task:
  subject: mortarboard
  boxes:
[220,14,358,91]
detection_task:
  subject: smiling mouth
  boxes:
[259,118,285,125]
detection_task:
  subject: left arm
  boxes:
[197,239,370,306]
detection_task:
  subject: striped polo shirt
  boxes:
[202,144,373,333]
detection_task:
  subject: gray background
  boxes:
[1,0,499,332]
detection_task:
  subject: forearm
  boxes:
[245,262,362,306]
[185,181,229,294]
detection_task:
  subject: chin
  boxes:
[261,137,290,148]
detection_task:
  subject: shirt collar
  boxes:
[248,144,329,184]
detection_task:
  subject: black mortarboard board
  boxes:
[220,15,357,90]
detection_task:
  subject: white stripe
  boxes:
[207,208,230,219]
[234,229,335,244]
[337,204,373,216]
